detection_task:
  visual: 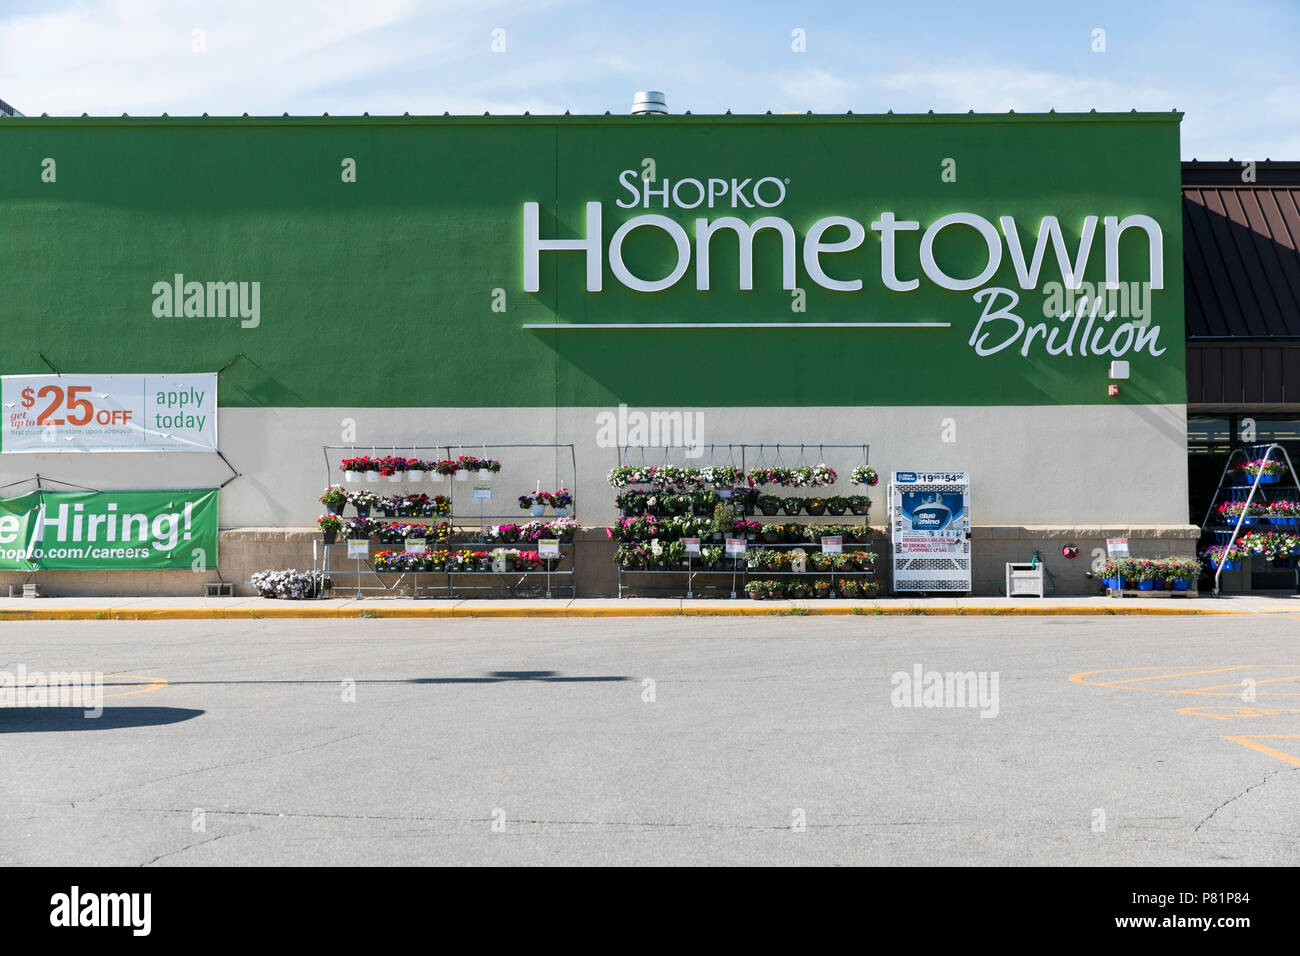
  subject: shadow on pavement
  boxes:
[0,706,205,733]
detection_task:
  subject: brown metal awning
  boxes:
[1183,162,1300,407]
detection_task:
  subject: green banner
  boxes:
[0,488,219,571]
[0,113,1183,408]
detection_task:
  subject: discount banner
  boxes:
[0,488,218,571]
[0,373,218,453]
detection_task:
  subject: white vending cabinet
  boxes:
[889,471,971,594]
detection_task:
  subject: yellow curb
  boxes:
[565,606,681,617]
[346,606,457,618]
[0,610,114,621]
[453,605,573,618]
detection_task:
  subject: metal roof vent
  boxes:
[631,91,667,115]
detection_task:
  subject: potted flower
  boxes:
[1169,557,1201,590]
[1201,541,1242,572]
[406,459,427,482]
[551,488,573,517]
[691,491,718,517]
[319,485,348,516]
[709,504,735,542]
[699,545,722,569]
[430,459,457,482]
[745,580,767,600]
[348,490,379,518]
[847,494,871,516]
[839,578,861,599]
[549,518,579,542]
[1216,500,1262,526]
[825,496,847,516]
[850,466,879,486]
[810,579,831,599]
[781,497,804,517]
[756,494,781,517]
[377,495,401,518]
[317,514,342,544]
[805,496,827,516]
[731,488,759,516]
[1236,458,1286,484]
[809,464,837,486]
[1267,501,1300,526]
[343,516,373,542]
[341,456,373,483]
[760,523,781,544]
[459,456,501,480]
[520,493,546,517]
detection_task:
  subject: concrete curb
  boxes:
[0,603,1251,620]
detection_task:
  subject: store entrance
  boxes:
[1189,414,1300,591]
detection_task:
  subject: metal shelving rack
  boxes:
[315,443,578,599]
[611,442,877,599]
[1199,441,1300,596]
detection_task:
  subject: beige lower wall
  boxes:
[0,523,1202,598]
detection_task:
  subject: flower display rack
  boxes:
[608,442,877,599]
[1198,442,1300,596]
[316,443,579,599]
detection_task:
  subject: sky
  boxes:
[0,0,1296,159]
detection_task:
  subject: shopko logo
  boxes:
[524,171,1168,359]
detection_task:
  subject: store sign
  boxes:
[0,488,218,570]
[0,373,217,453]
[404,538,427,554]
[725,537,747,556]
[346,538,369,558]
[538,538,561,558]
[0,115,1183,409]
[820,535,842,554]
[1106,538,1129,557]
[682,537,700,555]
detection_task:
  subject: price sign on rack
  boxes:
[820,535,843,554]
[538,539,560,558]
[683,537,701,555]
[347,539,369,558]
[404,538,427,554]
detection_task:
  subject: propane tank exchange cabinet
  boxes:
[889,472,972,594]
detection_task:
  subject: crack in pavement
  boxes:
[72,730,371,807]
[1194,765,1298,832]
[138,826,257,867]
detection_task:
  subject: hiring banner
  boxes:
[0,488,219,570]
[0,373,217,453]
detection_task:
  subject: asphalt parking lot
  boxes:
[2,616,1298,866]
